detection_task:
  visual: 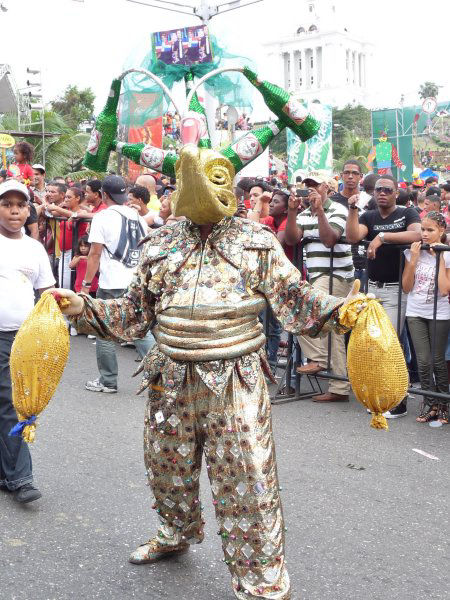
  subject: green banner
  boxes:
[370,100,450,182]
[287,103,332,181]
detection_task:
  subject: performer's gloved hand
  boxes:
[45,288,85,316]
[343,279,361,306]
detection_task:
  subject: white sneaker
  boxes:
[87,334,96,339]
[85,378,117,393]
[70,326,78,336]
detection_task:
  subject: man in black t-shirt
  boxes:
[346,175,421,418]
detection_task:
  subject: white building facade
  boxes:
[264,1,374,107]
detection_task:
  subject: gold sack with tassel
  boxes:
[339,295,409,431]
[9,292,70,443]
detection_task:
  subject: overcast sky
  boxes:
[1,0,448,114]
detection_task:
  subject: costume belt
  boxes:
[154,295,267,362]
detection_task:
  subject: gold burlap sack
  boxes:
[9,292,69,442]
[339,295,409,431]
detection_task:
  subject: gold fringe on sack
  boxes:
[9,292,70,442]
[339,295,409,431]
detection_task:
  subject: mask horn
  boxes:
[220,119,285,174]
[84,68,181,175]
[181,71,212,148]
[185,66,320,142]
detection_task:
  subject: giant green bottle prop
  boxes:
[220,119,285,173]
[242,67,320,142]
[83,79,121,172]
[114,141,177,178]
[184,71,212,149]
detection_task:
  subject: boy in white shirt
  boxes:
[0,180,55,503]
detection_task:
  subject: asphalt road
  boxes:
[1,335,448,600]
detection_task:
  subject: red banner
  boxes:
[126,92,163,181]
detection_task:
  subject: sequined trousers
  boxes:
[144,362,290,600]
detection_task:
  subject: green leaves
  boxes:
[0,110,90,179]
[51,85,95,130]
[418,81,440,100]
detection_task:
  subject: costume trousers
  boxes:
[144,363,290,600]
[298,275,352,395]
[0,331,33,491]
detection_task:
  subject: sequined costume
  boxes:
[72,217,346,600]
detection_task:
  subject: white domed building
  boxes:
[264,0,374,107]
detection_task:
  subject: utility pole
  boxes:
[25,68,45,167]
[125,0,263,22]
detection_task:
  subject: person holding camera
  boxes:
[284,171,354,402]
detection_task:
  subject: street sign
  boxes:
[422,97,437,115]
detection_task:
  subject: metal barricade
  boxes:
[43,215,90,292]
[270,236,450,406]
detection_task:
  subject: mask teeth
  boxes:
[220,119,285,174]
[184,72,212,149]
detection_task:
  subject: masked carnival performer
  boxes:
[55,67,359,600]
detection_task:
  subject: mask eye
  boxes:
[210,169,226,185]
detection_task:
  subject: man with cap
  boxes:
[0,180,55,502]
[32,163,46,205]
[284,170,354,402]
[82,175,150,393]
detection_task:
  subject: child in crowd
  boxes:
[69,236,98,295]
[402,211,450,424]
[0,180,55,503]
[8,142,35,186]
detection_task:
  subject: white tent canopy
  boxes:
[0,64,18,114]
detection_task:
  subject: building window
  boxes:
[298,57,302,70]
[310,55,314,68]
[309,3,314,12]
[310,75,314,86]
[309,24,318,31]
[296,26,305,34]
[299,77,303,87]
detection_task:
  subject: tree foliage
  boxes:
[333,131,371,173]
[418,81,440,100]
[332,104,371,161]
[51,85,95,130]
[0,110,89,179]
[269,127,287,159]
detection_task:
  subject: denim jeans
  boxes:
[0,331,33,490]
[354,268,368,293]
[367,282,407,335]
[407,317,450,405]
[95,288,155,388]
[265,307,283,366]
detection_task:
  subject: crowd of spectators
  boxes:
[2,138,450,426]
[244,163,450,425]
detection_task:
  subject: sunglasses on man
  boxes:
[374,186,395,194]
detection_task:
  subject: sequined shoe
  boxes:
[128,538,189,564]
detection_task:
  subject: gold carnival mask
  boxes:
[84,67,320,224]
[171,144,236,225]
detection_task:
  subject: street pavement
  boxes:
[1,335,448,600]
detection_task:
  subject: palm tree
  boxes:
[333,130,371,173]
[418,81,440,100]
[0,110,88,179]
